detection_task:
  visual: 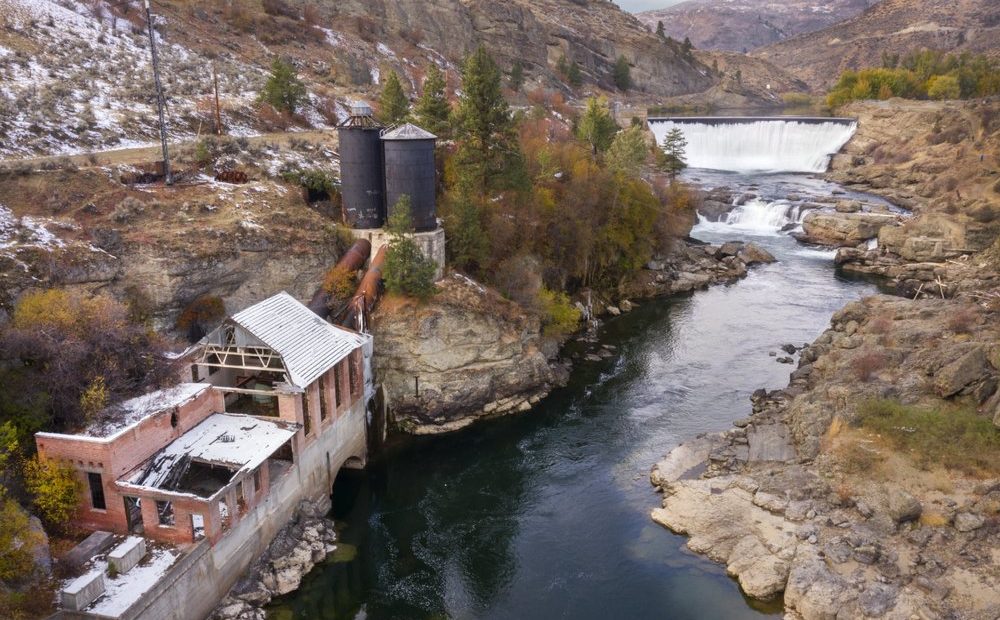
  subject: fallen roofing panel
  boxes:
[130,413,297,490]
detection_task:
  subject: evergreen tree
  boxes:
[443,192,489,274]
[656,21,665,38]
[614,55,631,92]
[575,97,618,156]
[681,36,694,58]
[658,128,688,178]
[378,70,409,125]
[510,61,525,92]
[384,196,437,300]
[453,45,527,200]
[567,60,583,87]
[260,58,307,114]
[413,63,451,138]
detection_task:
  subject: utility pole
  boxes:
[144,0,172,185]
[213,64,223,135]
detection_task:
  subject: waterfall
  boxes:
[695,199,806,236]
[649,118,857,173]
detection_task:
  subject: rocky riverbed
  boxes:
[651,293,1000,619]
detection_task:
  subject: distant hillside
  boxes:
[753,0,1000,90]
[0,0,715,158]
[637,0,874,53]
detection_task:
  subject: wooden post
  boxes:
[213,63,223,135]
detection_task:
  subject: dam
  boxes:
[648,116,857,174]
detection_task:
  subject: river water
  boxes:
[268,172,884,620]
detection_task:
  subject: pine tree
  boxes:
[413,63,451,138]
[443,192,489,274]
[453,45,527,200]
[378,70,409,126]
[682,37,694,58]
[567,60,583,87]
[658,127,688,178]
[614,55,631,92]
[384,196,437,300]
[260,58,307,114]
[656,21,665,38]
[575,97,619,156]
[510,61,525,92]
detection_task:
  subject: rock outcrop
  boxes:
[795,211,902,247]
[623,240,776,299]
[212,501,338,620]
[650,294,1000,618]
[372,274,561,434]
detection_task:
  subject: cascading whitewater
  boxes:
[696,198,808,235]
[649,118,857,173]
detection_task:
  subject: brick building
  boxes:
[36,292,370,547]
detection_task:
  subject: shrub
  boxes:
[302,3,320,27]
[851,350,887,382]
[322,265,357,301]
[538,288,581,336]
[79,377,109,422]
[0,497,41,583]
[858,399,1000,474]
[259,58,307,115]
[24,457,80,528]
[613,55,631,92]
[262,0,296,18]
[927,74,961,100]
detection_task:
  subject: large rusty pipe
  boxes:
[308,239,373,317]
[340,245,386,331]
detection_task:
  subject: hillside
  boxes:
[753,0,1000,90]
[0,0,714,159]
[637,0,873,53]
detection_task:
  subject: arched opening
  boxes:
[330,464,364,520]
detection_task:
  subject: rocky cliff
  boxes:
[638,0,872,54]
[753,0,1000,90]
[330,0,714,97]
[826,99,1000,291]
[651,294,1000,618]
[371,274,562,435]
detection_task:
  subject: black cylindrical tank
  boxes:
[382,124,438,233]
[338,106,385,230]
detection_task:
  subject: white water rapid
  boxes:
[695,198,808,236]
[649,118,857,173]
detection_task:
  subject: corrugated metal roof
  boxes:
[381,123,437,141]
[230,292,366,388]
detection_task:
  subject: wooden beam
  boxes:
[214,386,278,397]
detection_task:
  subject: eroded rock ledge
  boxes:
[211,501,338,620]
[651,295,1000,619]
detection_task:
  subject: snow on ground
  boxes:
[81,383,211,439]
[85,547,179,617]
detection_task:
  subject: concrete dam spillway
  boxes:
[649,116,857,173]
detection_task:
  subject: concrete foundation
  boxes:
[351,226,447,281]
[61,571,106,611]
[108,537,146,574]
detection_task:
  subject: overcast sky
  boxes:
[615,0,686,12]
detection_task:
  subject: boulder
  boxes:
[716,241,744,258]
[953,512,985,532]
[797,212,901,247]
[886,489,922,524]
[737,243,776,266]
[835,200,862,213]
[934,346,989,398]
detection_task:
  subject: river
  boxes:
[267,169,887,619]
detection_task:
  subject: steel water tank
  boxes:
[338,104,385,229]
[382,123,438,232]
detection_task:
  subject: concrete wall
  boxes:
[67,397,368,620]
[352,226,447,281]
